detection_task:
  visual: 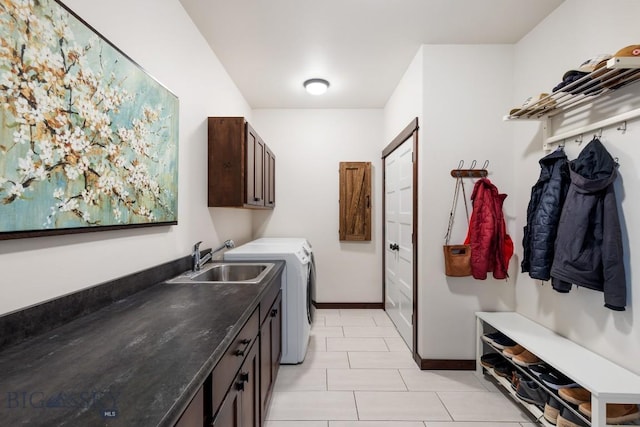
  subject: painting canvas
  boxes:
[0,0,179,240]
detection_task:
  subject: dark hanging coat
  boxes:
[465,178,513,280]
[521,149,570,280]
[550,138,626,311]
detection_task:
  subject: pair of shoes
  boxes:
[515,378,548,407]
[480,352,503,369]
[482,331,517,349]
[544,395,563,425]
[540,370,578,390]
[557,407,589,427]
[578,402,640,424]
[558,387,590,405]
[503,344,525,358]
[512,349,543,367]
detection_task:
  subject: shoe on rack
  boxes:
[544,395,563,425]
[493,361,514,378]
[480,352,503,369]
[540,370,579,390]
[511,372,524,391]
[513,349,543,367]
[515,378,549,407]
[481,331,517,349]
[503,344,525,358]
[556,407,589,427]
[527,363,551,378]
[558,387,591,405]
[578,402,640,424]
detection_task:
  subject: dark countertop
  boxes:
[0,260,284,427]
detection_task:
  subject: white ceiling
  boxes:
[179,0,564,109]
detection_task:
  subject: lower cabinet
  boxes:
[175,277,283,427]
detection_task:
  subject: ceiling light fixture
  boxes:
[303,78,330,95]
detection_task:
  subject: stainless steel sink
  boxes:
[166,263,274,284]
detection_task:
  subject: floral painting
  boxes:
[0,0,179,239]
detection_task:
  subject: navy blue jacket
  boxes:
[522,149,570,280]
[550,138,626,311]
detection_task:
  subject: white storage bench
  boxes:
[476,311,640,427]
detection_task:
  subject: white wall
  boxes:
[0,0,253,315]
[384,44,517,360]
[251,110,384,303]
[513,0,640,375]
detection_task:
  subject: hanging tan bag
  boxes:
[443,176,472,277]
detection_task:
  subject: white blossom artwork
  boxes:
[0,0,179,239]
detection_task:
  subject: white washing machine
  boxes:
[224,239,312,364]
[246,237,315,323]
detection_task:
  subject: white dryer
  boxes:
[224,239,312,364]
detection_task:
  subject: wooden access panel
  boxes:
[339,162,372,241]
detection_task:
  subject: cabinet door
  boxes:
[259,292,282,420]
[239,341,260,427]
[211,386,241,427]
[175,386,204,427]
[270,293,282,384]
[264,147,276,208]
[246,124,265,207]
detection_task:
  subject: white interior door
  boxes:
[384,138,414,351]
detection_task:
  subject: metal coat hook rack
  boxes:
[561,123,626,147]
[450,160,489,178]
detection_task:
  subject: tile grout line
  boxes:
[434,390,456,422]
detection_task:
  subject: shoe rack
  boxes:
[476,312,640,427]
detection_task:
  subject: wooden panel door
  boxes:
[339,162,372,241]
[246,124,265,207]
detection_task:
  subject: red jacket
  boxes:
[464,178,513,280]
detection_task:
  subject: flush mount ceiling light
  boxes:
[303,78,330,95]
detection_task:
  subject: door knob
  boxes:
[389,243,399,251]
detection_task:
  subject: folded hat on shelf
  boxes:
[509,93,556,116]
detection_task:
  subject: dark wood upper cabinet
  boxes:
[208,117,275,209]
[339,162,372,241]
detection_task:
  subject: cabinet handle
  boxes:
[234,338,251,356]
[270,308,278,317]
[239,372,249,383]
[235,381,244,391]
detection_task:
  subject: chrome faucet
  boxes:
[192,239,235,272]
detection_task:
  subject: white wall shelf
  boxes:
[476,311,640,427]
[503,58,640,150]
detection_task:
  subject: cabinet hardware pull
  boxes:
[234,338,251,356]
[239,372,250,383]
[235,381,244,391]
[270,308,278,317]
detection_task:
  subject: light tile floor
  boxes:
[265,309,540,427]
